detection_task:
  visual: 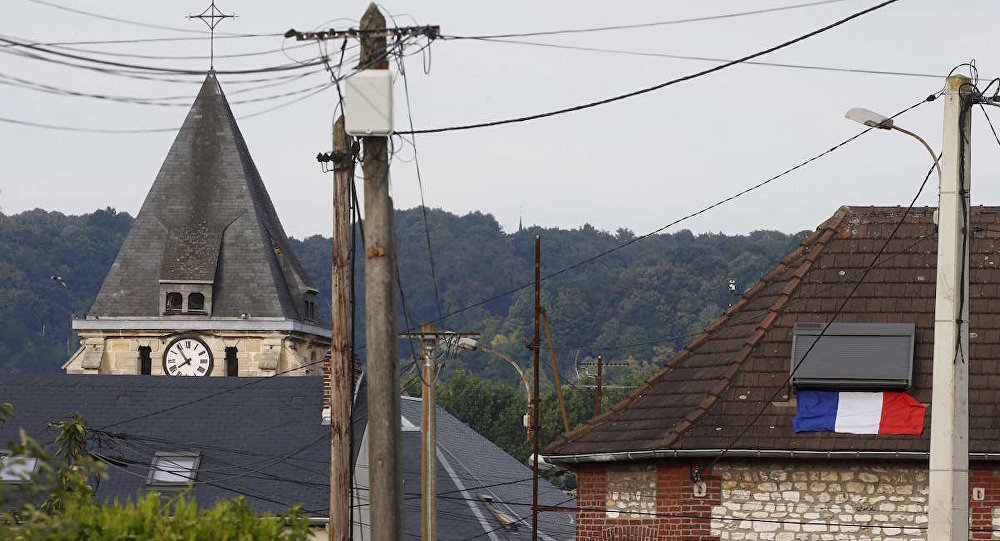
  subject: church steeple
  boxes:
[67,74,328,377]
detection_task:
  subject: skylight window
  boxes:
[147,452,200,485]
[0,454,38,483]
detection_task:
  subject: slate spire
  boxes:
[89,73,318,322]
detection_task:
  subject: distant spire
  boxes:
[518,206,524,233]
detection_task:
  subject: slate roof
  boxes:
[88,73,318,322]
[0,374,574,539]
[397,397,576,540]
[547,206,1000,460]
[0,374,329,516]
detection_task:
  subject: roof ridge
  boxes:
[546,207,851,454]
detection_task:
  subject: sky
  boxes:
[1,0,999,240]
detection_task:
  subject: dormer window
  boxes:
[147,452,200,486]
[0,454,38,484]
[188,293,205,312]
[165,292,183,313]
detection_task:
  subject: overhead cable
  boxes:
[445,0,854,39]
[408,92,934,330]
[400,0,902,135]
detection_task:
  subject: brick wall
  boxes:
[573,459,1000,540]
[575,462,720,541]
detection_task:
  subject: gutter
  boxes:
[544,449,1000,464]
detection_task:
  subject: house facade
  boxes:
[546,206,1000,540]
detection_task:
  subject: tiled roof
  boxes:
[88,73,318,323]
[548,205,1000,458]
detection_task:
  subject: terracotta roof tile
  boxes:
[549,206,1000,458]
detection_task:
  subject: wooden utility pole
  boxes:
[531,235,540,541]
[360,4,403,539]
[420,322,437,541]
[329,115,353,541]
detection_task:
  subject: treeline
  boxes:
[0,207,806,379]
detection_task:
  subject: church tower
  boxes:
[64,73,329,377]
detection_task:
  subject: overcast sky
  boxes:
[1,0,998,239]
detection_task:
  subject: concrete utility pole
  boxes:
[531,235,540,541]
[360,4,403,539]
[329,115,354,541]
[928,74,973,541]
[419,323,437,541]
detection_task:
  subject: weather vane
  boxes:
[187,1,236,71]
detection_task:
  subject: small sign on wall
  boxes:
[973,487,985,501]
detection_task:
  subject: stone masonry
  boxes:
[711,461,928,541]
[573,460,1000,540]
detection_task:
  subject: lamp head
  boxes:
[457,337,480,351]
[845,107,893,129]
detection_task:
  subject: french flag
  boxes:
[793,390,926,435]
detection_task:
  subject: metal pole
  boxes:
[928,74,972,541]
[532,235,540,541]
[360,4,403,539]
[330,115,354,541]
[541,308,570,435]
[420,323,437,541]
[595,355,603,416]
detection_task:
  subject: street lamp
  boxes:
[456,337,533,439]
[845,107,942,181]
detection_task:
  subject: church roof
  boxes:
[88,73,318,322]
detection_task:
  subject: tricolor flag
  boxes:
[792,390,926,435]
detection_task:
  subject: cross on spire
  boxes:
[187,1,236,71]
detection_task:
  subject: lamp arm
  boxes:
[481,347,532,405]
[891,125,943,182]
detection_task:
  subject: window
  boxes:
[225,347,238,377]
[139,346,152,375]
[303,299,315,321]
[147,452,200,486]
[791,322,915,390]
[0,454,38,484]
[165,292,182,313]
[188,293,205,312]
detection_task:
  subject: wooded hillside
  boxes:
[0,207,807,379]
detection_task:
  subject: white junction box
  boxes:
[345,69,393,136]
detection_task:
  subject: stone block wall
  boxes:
[710,461,928,540]
[572,459,1000,540]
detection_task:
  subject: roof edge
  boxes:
[546,207,853,455]
[544,448,1000,464]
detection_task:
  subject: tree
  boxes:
[0,408,310,540]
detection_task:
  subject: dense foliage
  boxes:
[0,207,806,378]
[0,407,310,540]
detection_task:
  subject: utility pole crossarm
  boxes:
[285,25,439,42]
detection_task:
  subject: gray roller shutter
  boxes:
[791,322,915,390]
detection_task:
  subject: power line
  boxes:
[400,0,901,135]
[23,0,273,38]
[406,93,934,331]
[396,44,443,320]
[445,0,854,40]
[466,37,951,81]
[0,34,325,75]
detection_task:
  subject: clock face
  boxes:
[163,336,213,377]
